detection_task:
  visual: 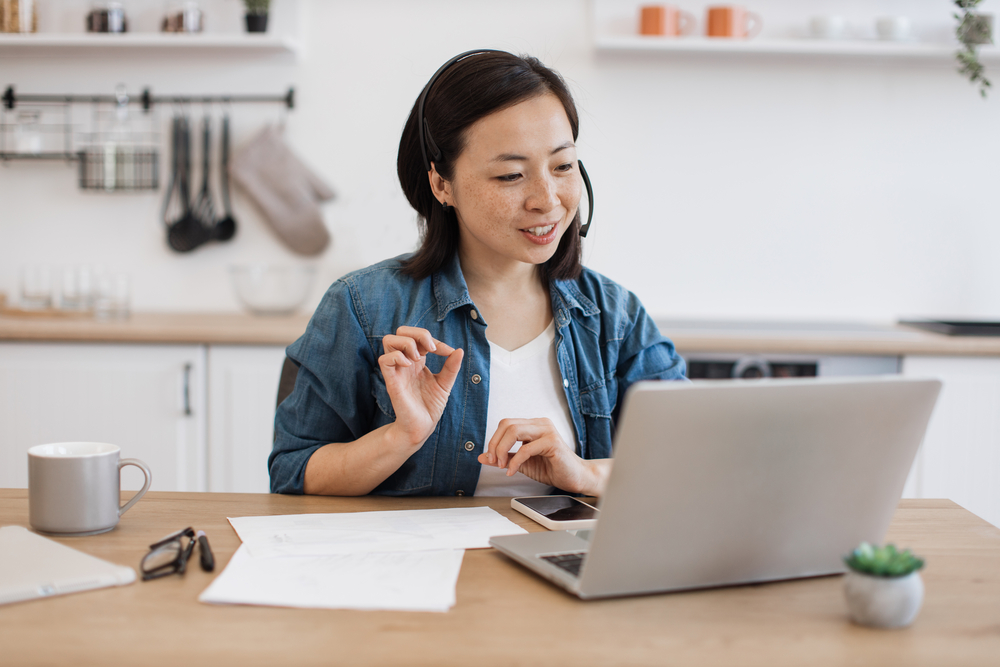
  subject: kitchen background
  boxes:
[3,0,999,323]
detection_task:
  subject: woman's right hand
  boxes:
[379,326,464,449]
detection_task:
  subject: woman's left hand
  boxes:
[478,418,609,497]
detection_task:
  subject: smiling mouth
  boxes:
[524,224,556,237]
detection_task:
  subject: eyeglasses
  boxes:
[141,527,215,581]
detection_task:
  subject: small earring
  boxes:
[441,201,452,213]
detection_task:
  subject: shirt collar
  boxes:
[550,277,600,319]
[431,252,601,322]
[432,252,475,322]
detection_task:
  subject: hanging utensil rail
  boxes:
[2,86,295,112]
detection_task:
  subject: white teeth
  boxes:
[527,224,555,236]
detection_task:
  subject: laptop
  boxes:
[489,376,941,599]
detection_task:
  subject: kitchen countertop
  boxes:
[0,311,311,346]
[1,312,999,356]
[657,319,1000,357]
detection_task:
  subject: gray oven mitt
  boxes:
[229,125,334,256]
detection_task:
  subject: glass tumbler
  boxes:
[20,265,53,310]
[59,266,95,311]
[94,273,131,320]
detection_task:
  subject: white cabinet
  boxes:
[0,341,285,494]
[902,356,1000,528]
[208,345,287,493]
[0,342,206,492]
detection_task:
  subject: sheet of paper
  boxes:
[228,506,526,558]
[198,545,464,612]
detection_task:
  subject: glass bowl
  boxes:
[230,265,316,316]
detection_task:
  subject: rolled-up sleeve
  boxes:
[269,279,378,494]
[613,290,687,421]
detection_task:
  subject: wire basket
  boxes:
[1,85,160,191]
[78,145,159,191]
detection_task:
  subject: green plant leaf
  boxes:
[843,542,925,577]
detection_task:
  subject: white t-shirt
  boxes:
[475,320,578,496]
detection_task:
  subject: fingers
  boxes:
[383,327,457,361]
[378,350,415,370]
[394,326,436,354]
[506,441,542,477]
[486,418,553,467]
[434,347,464,394]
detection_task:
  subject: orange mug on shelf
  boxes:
[639,5,695,37]
[706,5,762,38]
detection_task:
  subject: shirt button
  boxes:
[455,489,465,496]
[471,374,482,384]
[563,379,569,388]
[464,441,476,452]
[470,309,478,320]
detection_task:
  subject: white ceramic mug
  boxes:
[809,15,847,40]
[876,16,911,41]
[28,442,152,536]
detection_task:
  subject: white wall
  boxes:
[2,0,999,322]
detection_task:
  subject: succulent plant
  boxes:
[844,542,925,578]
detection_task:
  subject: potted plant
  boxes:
[955,0,993,97]
[244,0,270,33]
[842,542,925,628]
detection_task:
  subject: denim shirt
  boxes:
[270,253,686,496]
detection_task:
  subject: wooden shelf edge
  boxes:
[595,35,1000,61]
[0,33,299,55]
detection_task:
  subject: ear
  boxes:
[427,163,453,206]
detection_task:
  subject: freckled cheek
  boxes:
[562,180,583,218]
[465,186,524,231]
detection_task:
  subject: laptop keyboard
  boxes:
[541,552,586,577]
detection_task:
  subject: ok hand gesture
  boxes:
[379,326,464,449]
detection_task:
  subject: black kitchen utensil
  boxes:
[161,115,182,231]
[212,111,237,241]
[192,114,216,229]
[167,115,211,253]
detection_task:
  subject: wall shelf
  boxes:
[0,33,299,57]
[595,36,1000,61]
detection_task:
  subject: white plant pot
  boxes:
[843,570,924,628]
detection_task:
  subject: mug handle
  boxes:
[118,458,152,517]
[678,11,696,36]
[745,12,763,39]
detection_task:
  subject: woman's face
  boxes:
[437,93,582,273]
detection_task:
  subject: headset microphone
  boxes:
[416,49,594,238]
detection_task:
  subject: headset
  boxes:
[416,49,594,238]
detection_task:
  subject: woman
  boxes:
[270,50,686,497]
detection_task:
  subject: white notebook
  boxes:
[0,525,136,606]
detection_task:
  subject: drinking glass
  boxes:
[20,265,53,310]
[94,272,131,320]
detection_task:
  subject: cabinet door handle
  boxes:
[183,363,192,416]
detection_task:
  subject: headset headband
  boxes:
[416,49,594,238]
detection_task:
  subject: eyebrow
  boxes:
[490,141,575,163]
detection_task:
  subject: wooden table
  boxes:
[1,491,999,667]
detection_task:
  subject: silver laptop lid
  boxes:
[577,376,941,598]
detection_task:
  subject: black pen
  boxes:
[196,530,215,572]
[177,531,197,575]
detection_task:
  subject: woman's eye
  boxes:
[556,162,575,173]
[497,173,521,183]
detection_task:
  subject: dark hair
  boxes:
[397,52,583,281]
